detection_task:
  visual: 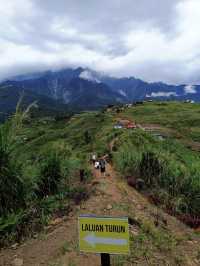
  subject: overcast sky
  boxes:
[0,0,200,84]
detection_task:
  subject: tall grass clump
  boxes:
[0,100,37,216]
[37,151,62,198]
[0,124,25,216]
[0,101,93,246]
[113,130,200,222]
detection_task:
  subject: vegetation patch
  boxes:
[0,106,92,247]
[113,129,200,227]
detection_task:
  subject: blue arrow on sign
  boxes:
[84,233,128,247]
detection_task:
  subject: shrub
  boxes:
[0,155,25,216]
[0,119,26,216]
[139,152,163,186]
[84,130,92,144]
[37,151,62,198]
[70,186,89,204]
[113,129,200,219]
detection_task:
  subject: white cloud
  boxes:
[184,85,197,94]
[146,92,178,97]
[79,70,100,83]
[119,90,127,97]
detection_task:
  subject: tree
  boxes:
[84,130,91,144]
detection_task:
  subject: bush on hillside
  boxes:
[36,151,62,198]
[140,152,163,186]
[0,139,25,216]
[113,130,200,218]
[0,105,30,216]
[84,130,92,144]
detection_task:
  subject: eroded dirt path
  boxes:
[0,163,200,266]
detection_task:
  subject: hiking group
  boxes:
[92,153,106,176]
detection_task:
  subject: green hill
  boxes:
[0,84,69,122]
[1,101,200,265]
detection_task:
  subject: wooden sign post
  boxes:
[101,253,110,266]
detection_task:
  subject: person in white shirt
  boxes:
[92,154,96,165]
[95,160,100,169]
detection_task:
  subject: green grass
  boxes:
[0,109,93,247]
[2,101,200,246]
[116,101,200,142]
[113,127,200,221]
[0,108,115,246]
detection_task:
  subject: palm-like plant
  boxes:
[0,97,37,216]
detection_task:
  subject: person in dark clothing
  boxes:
[99,158,106,176]
[80,169,85,182]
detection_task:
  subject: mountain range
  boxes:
[0,67,199,119]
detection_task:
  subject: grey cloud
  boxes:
[34,0,180,31]
[0,0,200,84]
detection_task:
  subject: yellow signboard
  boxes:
[78,215,130,254]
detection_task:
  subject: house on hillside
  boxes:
[125,104,133,108]
[114,119,137,129]
[135,101,144,105]
[114,122,123,129]
[106,104,115,112]
[185,100,195,104]
[126,122,137,129]
[152,132,166,141]
[119,119,131,126]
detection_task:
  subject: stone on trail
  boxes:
[33,234,38,239]
[69,212,73,217]
[91,180,100,186]
[136,204,145,211]
[12,258,23,266]
[106,204,113,210]
[130,228,139,236]
[11,243,18,249]
[49,217,63,226]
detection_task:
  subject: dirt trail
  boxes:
[0,163,200,266]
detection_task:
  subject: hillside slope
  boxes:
[1,102,200,265]
[0,83,69,122]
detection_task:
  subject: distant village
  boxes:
[104,100,186,141]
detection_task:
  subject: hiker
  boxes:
[94,160,100,169]
[104,153,111,163]
[99,158,106,176]
[80,169,85,182]
[91,153,96,165]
